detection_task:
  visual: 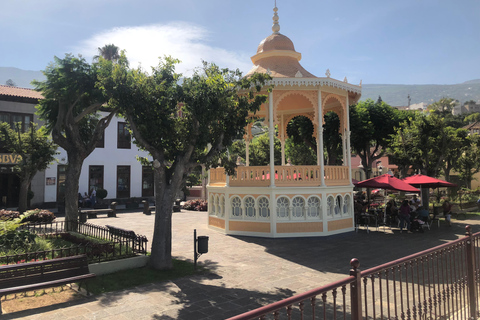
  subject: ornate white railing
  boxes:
[209,167,227,185]
[209,165,350,187]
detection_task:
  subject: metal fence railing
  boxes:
[228,226,480,320]
[1,221,148,265]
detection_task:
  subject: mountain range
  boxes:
[1,67,479,107]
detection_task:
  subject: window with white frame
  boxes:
[231,196,242,218]
[327,196,334,217]
[244,196,256,219]
[258,197,270,219]
[277,196,290,219]
[307,196,321,219]
[215,195,220,217]
[291,197,305,218]
[220,195,225,217]
[335,195,342,216]
[210,194,216,216]
[343,194,351,215]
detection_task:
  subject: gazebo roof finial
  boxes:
[272,1,280,34]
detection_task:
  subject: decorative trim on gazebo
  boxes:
[269,78,362,94]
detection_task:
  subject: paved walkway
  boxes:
[5,210,480,320]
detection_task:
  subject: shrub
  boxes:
[0,229,37,250]
[0,209,55,223]
[96,188,108,199]
[0,209,20,221]
[182,199,208,211]
[21,209,56,223]
[59,232,115,257]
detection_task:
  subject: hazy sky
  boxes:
[1,0,479,85]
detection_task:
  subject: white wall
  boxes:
[44,114,151,202]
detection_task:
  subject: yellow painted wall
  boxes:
[276,222,323,233]
[229,221,271,233]
[209,216,225,230]
[328,218,353,231]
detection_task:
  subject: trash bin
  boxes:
[79,212,87,223]
[197,236,209,254]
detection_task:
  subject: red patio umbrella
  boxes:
[402,174,457,188]
[402,174,457,209]
[356,174,420,193]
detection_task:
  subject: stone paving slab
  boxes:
[4,210,480,319]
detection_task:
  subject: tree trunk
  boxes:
[17,177,31,213]
[421,187,429,210]
[150,184,175,270]
[64,155,83,229]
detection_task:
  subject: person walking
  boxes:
[399,199,411,233]
[443,199,453,226]
[90,188,97,208]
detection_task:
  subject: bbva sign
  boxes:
[0,153,22,165]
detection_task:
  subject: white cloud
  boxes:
[73,22,252,75]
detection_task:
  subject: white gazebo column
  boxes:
[268,91,276,187]
[281,115,286,165]
[345,95,353,182]
[322,191,328,232]
[246,139,250,166]
[342,133,347,165]
[317,89,325,186]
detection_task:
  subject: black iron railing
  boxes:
[1,221,148,265]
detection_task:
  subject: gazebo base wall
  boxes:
[207,185,355,238]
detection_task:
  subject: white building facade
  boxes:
[0,85,152,209]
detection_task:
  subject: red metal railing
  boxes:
[228,226,480,320]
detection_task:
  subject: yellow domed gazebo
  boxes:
[207,5,362,238]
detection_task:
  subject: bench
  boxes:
[106,225,137,241]
[141,200,181,215]
[80,202,117,219]
[105,225,141,249]
[0,255,96,314]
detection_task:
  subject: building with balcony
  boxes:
[207,6,362,237]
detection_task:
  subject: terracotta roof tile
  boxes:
[0,85,43,100]
[463,121,480,130]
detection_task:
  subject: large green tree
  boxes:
[323,111,342,165]
[249,132,281,166]
[285,112,341,165]
[349,99,400,179]
[457,134,480,188]
[34,54,117,225]
[105,58,270,269]
[0,123,58,212]
[427,97,457,115]
[441,127,468,181]
[388,113,450,177]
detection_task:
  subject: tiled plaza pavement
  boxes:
[5,210,480,320]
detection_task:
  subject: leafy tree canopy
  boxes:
[388,113,449,177]
[0,123,58,212]
[349,99,400,178]
[104,57,271,269]
[427,97,458,115]
[34,53,118,224]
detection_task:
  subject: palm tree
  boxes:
[94,44,120,61]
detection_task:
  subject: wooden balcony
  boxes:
[209,165,350,187]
